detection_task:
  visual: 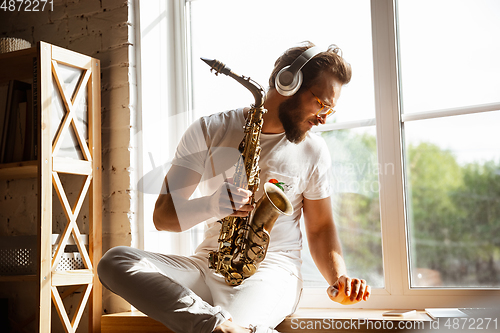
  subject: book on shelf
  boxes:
[12,101,27,162]
[0,80,36,164]
[23,88,34,161]
[0,85,8,151]
[32,55,38,161]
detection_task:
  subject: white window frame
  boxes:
[136,0,196,255]
[138,0,500,309]
[326,0,498,309]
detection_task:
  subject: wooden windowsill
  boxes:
[102,308,432,333]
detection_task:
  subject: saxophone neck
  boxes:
[201,57,266,109]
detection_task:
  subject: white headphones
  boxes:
[275,46,322,96]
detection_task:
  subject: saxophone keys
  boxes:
[249,229,269,245]
[226,272,243,286]
[208,251,217,269]
[245,244,264,261]
[242,263,257,277]
[222,255,233,265]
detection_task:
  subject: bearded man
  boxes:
[98,41,371,333]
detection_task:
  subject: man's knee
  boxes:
[97,246,133,285]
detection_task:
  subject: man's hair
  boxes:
[269,41,352,93]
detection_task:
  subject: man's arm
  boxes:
[153,165,201,232]
[303,196,371,304]
[153,165,253,232]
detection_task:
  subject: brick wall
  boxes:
[0,0,138,329]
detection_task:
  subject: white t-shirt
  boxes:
[171,108,332,274]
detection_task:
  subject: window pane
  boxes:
[189,0,375,123]
[398,0,500,113]
[405,111,500,288]
[302,127,384,288]
[189,0,382,288]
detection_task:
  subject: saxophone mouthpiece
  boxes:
[201,57,231,76]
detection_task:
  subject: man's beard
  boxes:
[278,94,315,144]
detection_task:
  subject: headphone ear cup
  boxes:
[275,65,303,96]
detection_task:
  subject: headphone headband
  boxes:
[288,46,321,75]
[275,46,322,96]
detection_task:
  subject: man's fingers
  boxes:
[327,285,339,298]
[328,276,371,305]
[219,183,252,211]
[224,183,237,211]
[355,279,367,301]
[343,277,352,297]
[351,279,361,301]
[363,285,371,301]
[221,202,253,213]
[229,204,255,217]
[225,183,252,203]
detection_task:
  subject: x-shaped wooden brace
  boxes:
[51,60,92,160]
[50,60,94,333]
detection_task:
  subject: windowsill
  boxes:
[101,308,432,333]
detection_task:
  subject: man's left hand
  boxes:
[327,275,371,305]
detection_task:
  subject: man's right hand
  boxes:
[154,166,254,232]
[209,179,254,219]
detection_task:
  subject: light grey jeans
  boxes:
[97,246,302,333]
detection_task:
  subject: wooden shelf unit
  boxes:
[0,274,37,282]
[0,160,38,179]
[0,42,102,333]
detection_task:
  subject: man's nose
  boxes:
[316,114,327,125]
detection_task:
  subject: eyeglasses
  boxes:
[310,91,336,118]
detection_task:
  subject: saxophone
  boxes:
[201,58,293,286]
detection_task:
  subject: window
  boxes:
[188,0,384,290]
[137,0,500,309]
[397,0,500,289]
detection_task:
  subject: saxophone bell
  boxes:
[249,183,293,233]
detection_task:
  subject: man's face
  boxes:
[278,73,343,144]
